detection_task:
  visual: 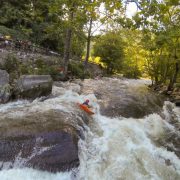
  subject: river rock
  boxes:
[175,101,180,106]
[14,75,53,99]
[27,131,79,172]
[81,78,165,118]
[174,96,180,106]
[170,89,180,106]
[0,69,11,103]
[0,110,83,172]
[167,91,173,95]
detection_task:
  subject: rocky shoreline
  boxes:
[0,69,53,103]
[150,84,180,106]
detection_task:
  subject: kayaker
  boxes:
[78,99,94,115]
[82,99,91,108]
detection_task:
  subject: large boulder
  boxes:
[14,75,53,99]
[0,110,83,172]
[0,131,79,172]
[0,69,11,103]
[81,78,165,118]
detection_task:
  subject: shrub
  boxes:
[0,25,27,40]
[35,59,45,69]
[4,54,20,74]
[68,62,85,79]
[123,66,142,79]
[19,64,30,75]
[93,32,124,74]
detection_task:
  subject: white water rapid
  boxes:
[0,79,179,180]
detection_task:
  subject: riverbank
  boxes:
[150,83,180,106]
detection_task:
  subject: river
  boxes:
[0,78,179,180]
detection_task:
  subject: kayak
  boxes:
[77,103,95,115]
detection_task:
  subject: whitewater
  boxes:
[0,78,179,180]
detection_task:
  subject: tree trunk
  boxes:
[63,28,72,76]
[168,62,179,91]
[84,17,93,69]
[155,75,159,85]
[167,44,179,91]
[163,55,170,83]
[151,79,154,86]
[63,4,74,77]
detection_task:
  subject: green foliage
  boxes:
[94,32,124,74]
[34,59,57,76]
[0,1,30,27]
[19,64,30,75]
[71,33,86,57]
[67,61,91,79]
[48,67,60,79]
[120,29,146,79]
[32,59,60,80]
[40,31,64,52]
[35,59,45,69]
[0,25,27,40]
[4,54,20,74]
[138,0,180,87]
[0,0,179,83]
[68,62,85,79]
[123,66,142,79]
[3,55,59,80]
[175,83,180,88]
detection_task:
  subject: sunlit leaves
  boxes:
[93,31,124,74]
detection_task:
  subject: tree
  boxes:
[83,0,100,68]
[83,0,123,70]
[49,0,88,77]
[121,29,145,78]
[94,31,124,74]
[131,0,180,87]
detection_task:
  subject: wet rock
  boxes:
[148,84,180,107]
[170,89,180,106]
[167,91,173,95]
[155,102,180,158]
[27,132,79,172]
[14,75,53,99]
[157,125,180,158]
[174,97,180,106]
[0,70,11,103]
[53,81,81,94]
[175,101,180,106]
[159,86,167,94]
[0,110,83,172]
[0,131,79,172]
[81,79,164,118]
[165,159,172,166]
[99,93,164,118]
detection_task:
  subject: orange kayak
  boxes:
[77,103,94,115]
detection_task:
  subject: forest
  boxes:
[0,0,179,90]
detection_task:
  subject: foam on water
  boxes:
[0,100,29,113]
[78,102,180,180]
[0,168,74,180]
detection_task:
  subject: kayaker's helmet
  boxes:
[85,99,89,103]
